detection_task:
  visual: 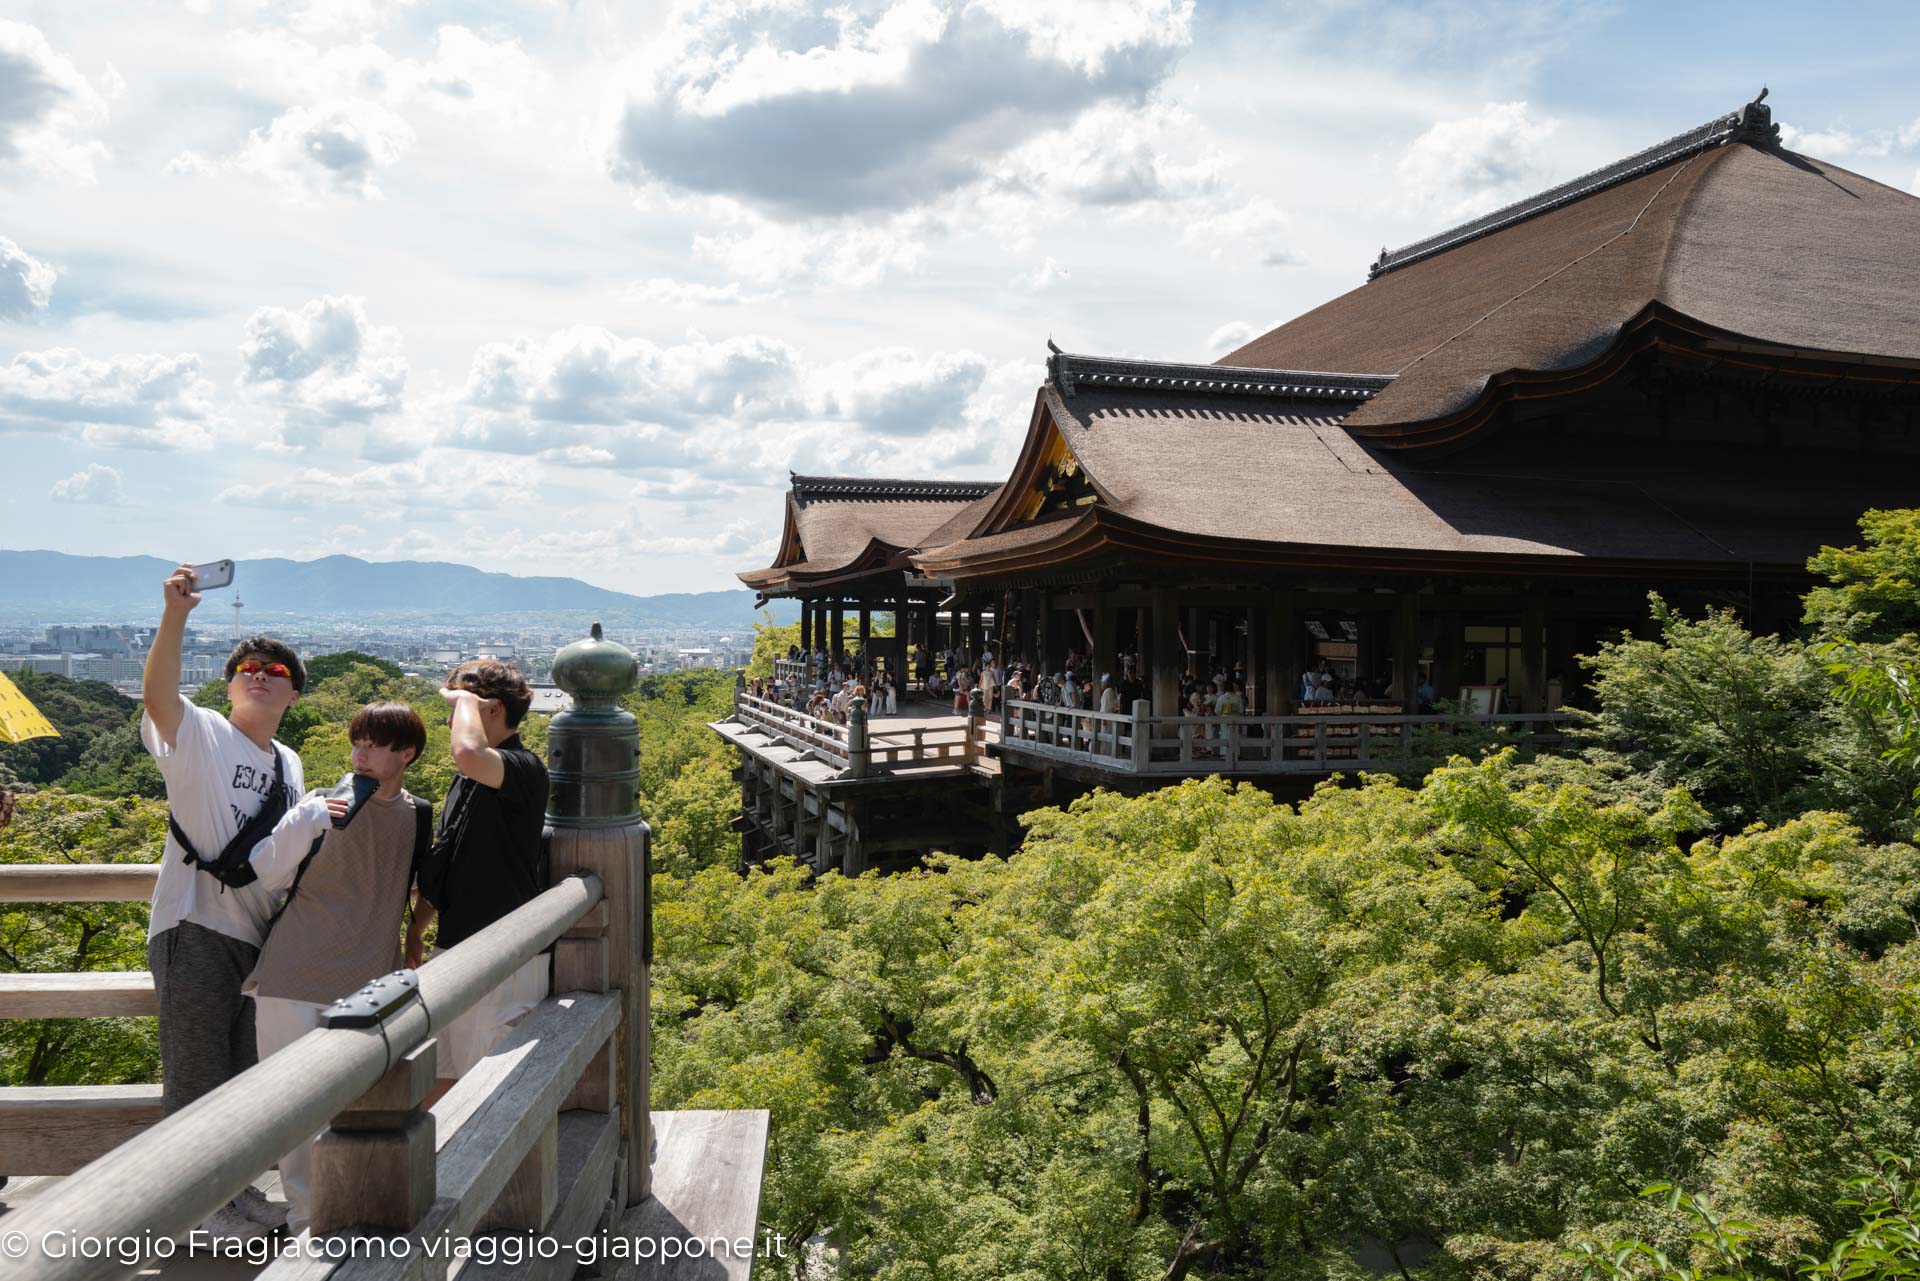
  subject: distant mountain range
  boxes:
[0,551,797,629]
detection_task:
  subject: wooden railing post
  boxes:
[309,1037,438,1234]
[1132,700,1150,771]
[544,624,652,1207]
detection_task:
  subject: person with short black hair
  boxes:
[139,566,308,1239]
[411,660,548,1081]
[242,701,431,1235]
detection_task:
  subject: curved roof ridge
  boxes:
[1370,90,1780,279]
[1050,350,1392,400]
[789,474,1000,506]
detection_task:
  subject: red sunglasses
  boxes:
[234,661,293,680]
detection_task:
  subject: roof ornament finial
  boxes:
[1735,86,1779,144]
[1047,338,1075,396]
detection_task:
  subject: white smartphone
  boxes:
[189,559,236,591]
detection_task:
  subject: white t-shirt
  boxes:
[140,695,305,949]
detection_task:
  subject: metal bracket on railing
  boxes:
[321,968,421,1029]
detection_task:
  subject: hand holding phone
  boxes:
[190,559,236,592]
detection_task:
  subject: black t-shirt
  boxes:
[421,734,548,949]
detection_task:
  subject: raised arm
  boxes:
[443,688,507,789]
[143,563,199,750]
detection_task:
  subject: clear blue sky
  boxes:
[2,0,1916,593]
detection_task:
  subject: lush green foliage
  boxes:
[1571,1157,1920,1280]
[0,791,163,1085]
[1577,596,1918,842]
[748,616,802,678]
[649,761,1920,1279]
[1806,510,1920,645]
[0,672,153,792]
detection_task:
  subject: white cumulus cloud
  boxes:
[49,463,127,504]
[806,347,986,435]
[0,21,114,180]
[0,348,217,449]
[223,24,546,124]
[1208,321,1256,355]
[175,100,414,202]
[603,0,1194,217]
[1396,101,1559,220]
[439,325,1018,483]
[1180,198,1305,267]
[239,295,407,439]
[0,235,56,317]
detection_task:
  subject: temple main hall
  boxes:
[713,92,1920,875]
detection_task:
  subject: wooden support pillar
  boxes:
[1035,591,1053,673]
[966,606,983,659]
[1546,614,1574,710]
[1437,609,1464,701]
[1519,591,1547,713]
[799,599,811,652]
[891,600,909,692]
[842,802,867,877]
[922,601,937,678]
[1094,593,1118,685]
[1151,589,1181,716]
[830,604,844,659]
[1393,592,1421,712]
[545,819,651,1205]
[857,605,872,666]
[1264,596,1297,715]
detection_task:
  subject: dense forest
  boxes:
[7,510,1920,1279]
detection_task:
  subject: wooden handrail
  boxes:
[4,873,604,1281]
[0,864,159,903]
[1000,700,1577,774]
[0,972,154,1020]
[732,691,991,774]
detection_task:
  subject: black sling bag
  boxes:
[167,744,290,891]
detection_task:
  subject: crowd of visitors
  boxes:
[749,642,1439,725]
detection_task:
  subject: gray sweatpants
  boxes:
[147,921,261,1116]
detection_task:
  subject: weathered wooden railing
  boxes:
[1000,699,1577,774]
[734,692,853,768]
[2,872,615,1277]
[771,657,813,688]
[1,625,768,1280]
[729,691,992,778]
[0,865,765,1278]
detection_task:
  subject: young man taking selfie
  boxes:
[409,660,550,1080]
[139,563,306,1239]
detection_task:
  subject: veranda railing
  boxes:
[730,691,990,777]
[999,699,1577,774]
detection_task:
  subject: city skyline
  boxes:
[4,1,1920,593]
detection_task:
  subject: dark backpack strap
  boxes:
[169,811,202,866]
[265,832,328,931]
[167,743,290,890]
[407,796,432,912]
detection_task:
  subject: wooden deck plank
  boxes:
[613,1109,770,1281]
